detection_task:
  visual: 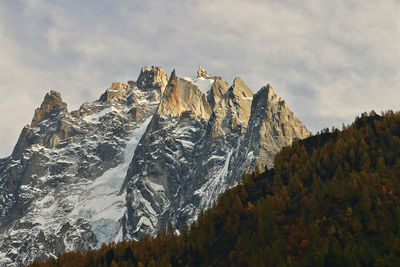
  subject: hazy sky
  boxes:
[1,0,399,157]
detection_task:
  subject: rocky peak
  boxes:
[231,77,253,99]
[158,69,180,115]
[210,77,254,137]
[197,66,210,78]
[31,90,68,127]
[168,69,178,86]
[250,84,282,113]
[109,82,127,92]
[136,66,169,93]
[0,65,313,266]
[99,82,130,102]
[247,83,310,169]
[264,83,279,101]
[12,91,68,157]
[157,70,212,120]
[207,77,229,108]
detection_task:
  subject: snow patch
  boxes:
[192,77,214,94]
[82,107,113,123]
[145,179,165,193]
[72,116,153,247]
[194,149,234,208]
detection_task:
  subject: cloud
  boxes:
[0,0,400,156]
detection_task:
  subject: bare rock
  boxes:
[157,70,212,120]
[136,66,169,94]
[197,66,210,78]
[207,77,229,108]
[210,77,254,137]
[31,90,68,127]
[99,82,129,102]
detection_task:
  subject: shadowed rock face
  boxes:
[0,65,310,265]
[0,66,166,266]
[12,91,69,157]
[227,84,311,181]
[122,68,310,240]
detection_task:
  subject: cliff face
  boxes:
[121,67,310,240]
[0,65,309,266]
[0,66,166,266]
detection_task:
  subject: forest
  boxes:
[30,111,400,266]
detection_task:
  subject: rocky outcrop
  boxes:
[206,77,229,109]
[99,82,130,102]
[196,66,210,78]
[31,91,68,127]
[210,77,253,137]
[136,66,169,94]
[227,84,311,181]
[157,70,212,120]
[12,91,69,157]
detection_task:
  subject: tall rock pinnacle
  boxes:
[31,90,68,127]
[157,69,212,120]
[207,77,229,108]
[227,83,311,176]
[136,66,169,93]
[210,77,254,137]
[197,66,210,78]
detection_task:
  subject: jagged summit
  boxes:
[208,77,254,136]
[12,90,69,157]
[99,82,131,102]
[231,77,253,99]
[168,69,177,85]
[157,69,212,119]
[227,82,311,175]
[196,66,210,78]
[31,90,68,127]
[206,77,229,108]
[0,65,310,266]
[250,83,281,113]
[136,66,168,93]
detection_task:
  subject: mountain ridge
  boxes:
[0,65,310,266]
[28,111,400,267]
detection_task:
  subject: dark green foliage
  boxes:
[29,111,400,266]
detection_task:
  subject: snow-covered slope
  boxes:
[0,66,167,266]
[0,66,310,266]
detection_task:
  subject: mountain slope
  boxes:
[0,67,168,265]
[121,68,310,240]
[30,111,400,266]
[0,66,309,266]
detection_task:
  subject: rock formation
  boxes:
[196,65,210,78]
[0,66,309,266]
[121,68,310,240]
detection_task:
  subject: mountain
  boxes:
[0,66,309,266]
[29,111,400,266]
[121,71,310,240]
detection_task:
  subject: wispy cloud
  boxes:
[0,0,399,156]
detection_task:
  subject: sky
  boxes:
[0,0,400,157]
